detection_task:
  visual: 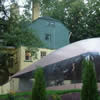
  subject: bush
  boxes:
[52,94,61,100]
[32,67,47,100]
[8,94,14,100]
[81,59,99,100]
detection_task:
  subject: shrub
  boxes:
[32,67,47,100]
[8,90,15,100]
[81,59,99,100]
[52,94,61,100]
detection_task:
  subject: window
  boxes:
[50,22,55,26]
[48,21,55,27]
[25,51,32,61]
[45,34,51,40]
[41,51,46,58]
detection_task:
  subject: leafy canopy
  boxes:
[0,0,42,48]
[40,0,100,42]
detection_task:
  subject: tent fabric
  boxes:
[12,38,100,78]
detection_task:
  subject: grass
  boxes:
[0,94,9,99]
[47,89,81,95]
[0,91,31,100]
[0,89,81,99]
[14,91,32,96]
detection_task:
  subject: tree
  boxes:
[0,0,42,47]
[85,0,100,38]
[81,59,99,100]
[0,0,42,85]
[41,0,100,42]
[32,67,47,100]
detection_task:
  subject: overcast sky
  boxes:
[4,0,27,14]
[4,0,87,15]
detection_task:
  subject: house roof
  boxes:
[32,16,60,23]
[30,16,70,49]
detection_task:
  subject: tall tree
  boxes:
[41,0,100,42]
[0,0,42,47]
[0,0,42,85]
[81,59,99,100]
[86,0,100,37]
[32,67,47,100]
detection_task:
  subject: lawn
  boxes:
[0,89,81,100]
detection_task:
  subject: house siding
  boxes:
[30,18,70,49]
[0,47,54,94]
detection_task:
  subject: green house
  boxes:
[30,17,70,49]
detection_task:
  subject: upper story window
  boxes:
[25,51,32,61]
[45,34,51,40]
[48,21,55,27]
[41,51,46,58]
[50,22,55,26]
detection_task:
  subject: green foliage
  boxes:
[41,0,100,42]
[8,93,15,100]
[47,89,81,95]
[81,59,99,100]
[14,91,32,97]
[2,16,42,48]
[0,0,43,48]
[32,67,47,100]
[0,94,8,99]
[0,89,81,100]
[0,0,42,81]
[0,89,81,98]
[52,94,61,100]
[1,88,100,100]
[14,97,29,100]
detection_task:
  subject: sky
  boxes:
[4,0,88,15]
[4,0,27,15]
[18,0,27,15]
